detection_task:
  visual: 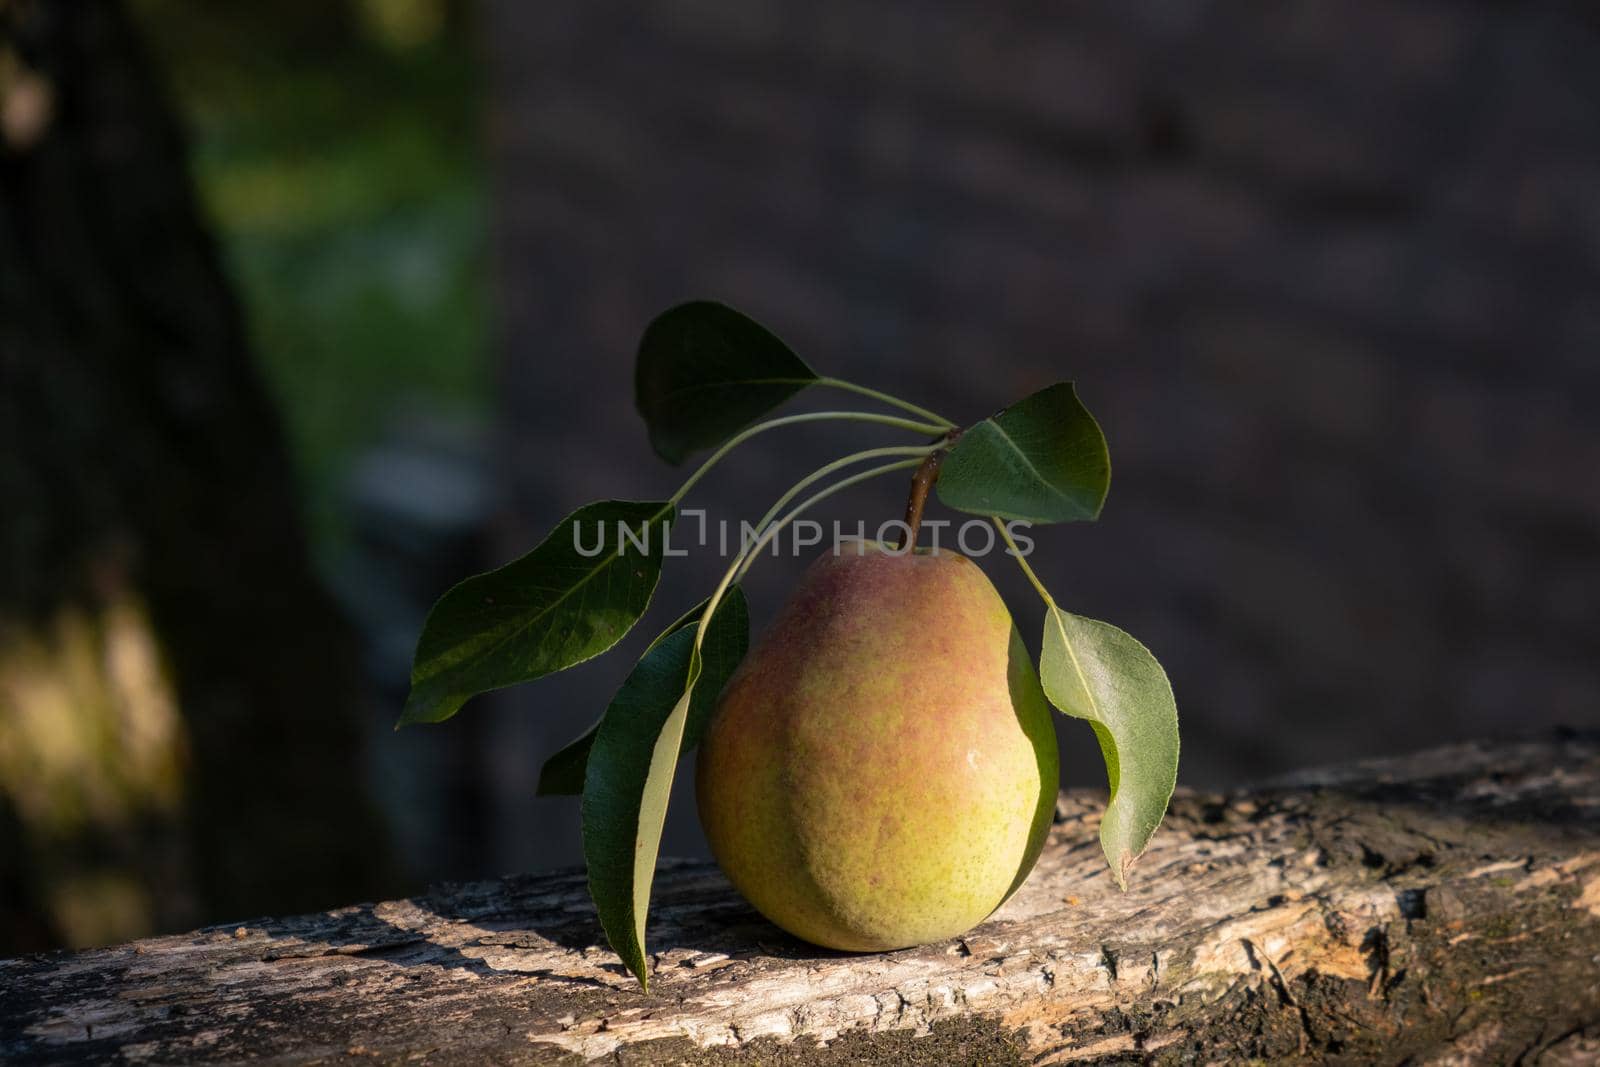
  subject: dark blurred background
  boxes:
[2,0,1596,953]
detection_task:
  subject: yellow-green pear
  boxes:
[696,542,1059,952]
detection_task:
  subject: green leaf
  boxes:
[936,382,1109,523]
[534,725,598,798]
[400,500,675,726]
[535,592,743,796]
[635,301,819,465]
[1039,607,1178,889]
[581,588,749,990]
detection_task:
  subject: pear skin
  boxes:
[696,543,1059,951]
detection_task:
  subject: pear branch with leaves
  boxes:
[402,300,1180,990]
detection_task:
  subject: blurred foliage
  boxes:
[132,0,489,553]
[0,591,188,948]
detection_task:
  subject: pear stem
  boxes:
[732,444,939,584]
[897,428,962,551]
[668,410,948,506]
[897,452,944,551]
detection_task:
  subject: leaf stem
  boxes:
[669,410,946,505]
[993,518,1057,608]
[695,458,925,652]
[730,445,938,583]
[816,377,957,429]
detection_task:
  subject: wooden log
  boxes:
[3,734,1598,1064]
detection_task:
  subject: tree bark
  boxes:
[4,734,1597,1064]
[0,0,391,951]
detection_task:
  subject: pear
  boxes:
[696,542,1059,952]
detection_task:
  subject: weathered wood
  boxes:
[3,734,1598,1064]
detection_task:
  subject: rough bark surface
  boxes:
[3,734,1598,1065]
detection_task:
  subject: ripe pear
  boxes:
[696,542,1058,952]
